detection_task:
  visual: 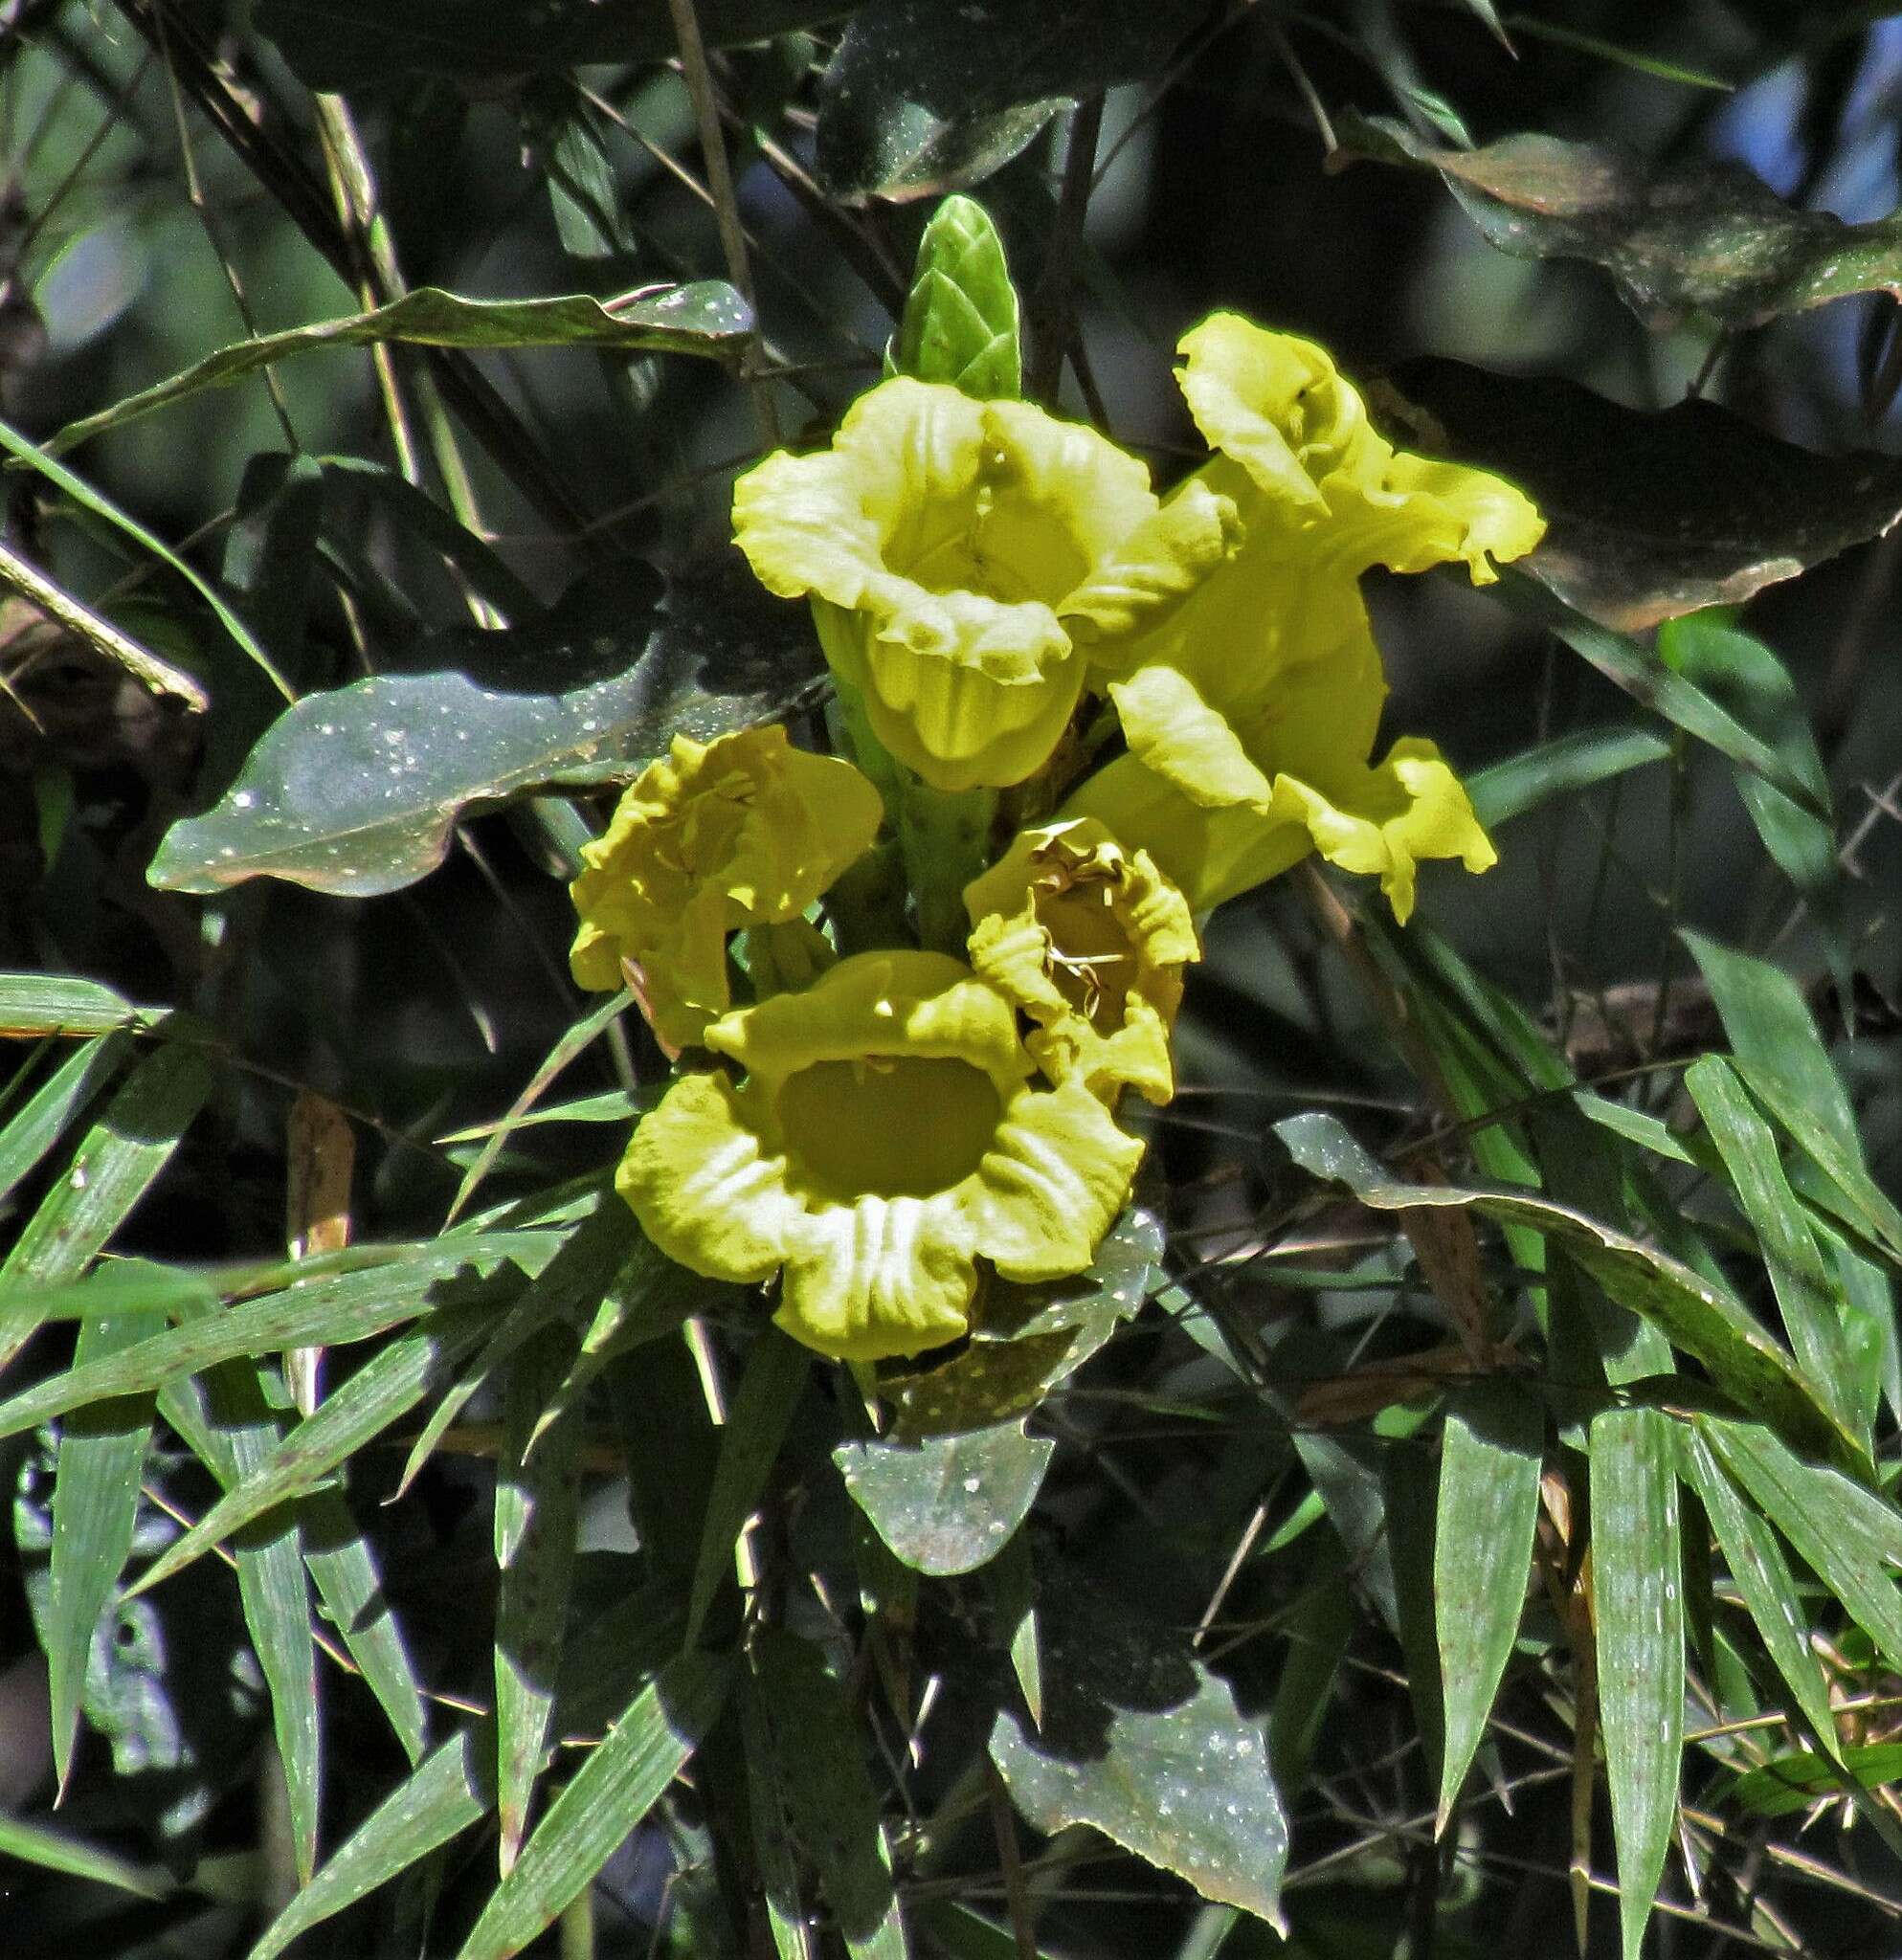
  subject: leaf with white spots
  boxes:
[835,1420,1053,1576]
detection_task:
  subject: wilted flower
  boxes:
[1067,314,1543,918]
[569,726,883,1051]
[965,817,1197,1104]
[616,950,1145,1361]
[731,376,1229,793]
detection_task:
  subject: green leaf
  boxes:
[817,0,1211,200]
[985,1526,1043,1731]
[1466,725,1670,829]
[686,1326,810,1643]
[161,1363,323,1884]
[989,1571,1288,1928]
[836,1421,1055,1577]
[1702,1417,1902,1672]
[752,1628,908,1956]
[1337,115,1902,331]
[1275,1113,1864,1476]
[885,1206,1161,1437]
[0,1234,545,1445]
[1433,1381,1542,1830]
[45,1309,155,1789]
[0,1036,131,1211]
[51,285,747,457]
[738,1663,817,1960]
[1492,569,1825,821]
[1721,1741,1902,1817]
[1390,358,1902,631]
[0,976,165,1039]
[1662,618,1844,975]
[1685,1057,1867,1440]
[891,194,1021,397]
[457,1650,732,1960]
[148,562,825,898]
[0,1814,165,1898]
[1590,1405,1683,1960]
[255,0,855,85]
[248,1726,494,1960]
[1678,1432,1838,1763]
[0,1040,213,1372]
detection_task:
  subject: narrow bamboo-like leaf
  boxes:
[0,1035,129,1211]
[494,1324,585,1872]
[161,1364,321,1884]
[890,194,1020,397]
[0,1041,213,1370]
[1685,1056,1865,1439]
[1434,1381,1542,1830]
[1590,1406,1683,1960]
[0,1813,165,1896]
[754,1628,908,1958]
[0,976,165,1038]
[126,1296,498,1597]
[1678,1432,1838,1761]
[1382,1440,1444,1792]
[248,1725,495,1960]
[837,1421,1054,1577]
[1276,1112,1863,1474]
[0,1233,544,1444]
[1722,1741,1902,1815]
[50,285,749,456]
[458,1650,732,1960]
[739,1663,817,1960]
[1466,724,1671,829]
[984,1527,1042,1731]
[44,1310,154,1787]
[686,1325,810,1643]
[1703,1417,1902,1670]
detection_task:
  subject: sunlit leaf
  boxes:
[836,1420,1054,1577]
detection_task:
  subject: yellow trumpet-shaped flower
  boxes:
[965,818,1198,1103]
[617,950,1145,1361]
[569,726,883,1051]
[1067,314,1543,918]
[731,376,1231,792]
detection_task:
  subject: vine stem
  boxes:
[664,0,781,447]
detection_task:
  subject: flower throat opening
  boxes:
[777,1055,1003,1199]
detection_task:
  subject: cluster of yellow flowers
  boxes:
[569,313,1543,1364]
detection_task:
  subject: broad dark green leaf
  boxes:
[1466,725,1670,829]
[686,1326,810,1642]
[458,1651,732,1960]
[885,1207,1161,1437]
[1390,358,1902,631]
[1433,1381,1542,1829]
[817,0,1212,200]
[989,1573,1287,1927]
[1590,1406,1683,1960]
[45,1311,155,1788]
[494,1324,585,1872]
[752,1628,907,1956]
[256,0,854,85]
[149,563,825,897]
[738,1663,817,1960]
[1338,115,1902,330]
[836,1420,1055,1576]
[1678,1432,1838,1762]
[1275,1114,1863,1475]
[890,194,1021,397]
[0,1040,213,1371]
[1685,1057,1867,1441]
[52,285,748,456]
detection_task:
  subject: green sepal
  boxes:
[888,194,1021,399]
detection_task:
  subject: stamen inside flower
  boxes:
[1038,882,1138,1029]
[776,1055,1004,1199]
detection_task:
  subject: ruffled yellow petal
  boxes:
[568,726,882,1050]
[614,949,1145,1361]
[1176,313,1544,582]
[733,376,1169,791]
[965,817,1198,1102]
